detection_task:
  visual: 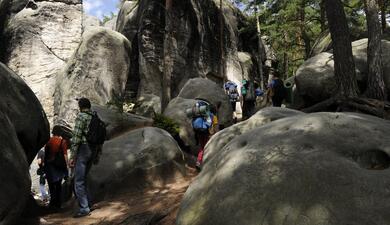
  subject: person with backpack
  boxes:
[269,73,287,107]
[225,81,239,122]
[44,126,69,209]
[241,79,256,120]
[37,148,49,202]
[70,97,106,218]
[190,100,213,171]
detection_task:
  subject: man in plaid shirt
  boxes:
[70,98,93,218]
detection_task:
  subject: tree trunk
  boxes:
[219,0,226,83]
[320,0,327,32]
[364,0,387,100]
[378,0,387,32]
[255,6,264,89]
[299,0,311,59]
[283,31,289,80]
[324,0,359,98]
[162,0,174,111]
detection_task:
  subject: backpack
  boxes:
[191,100,210,118]
[272,79,287,99]
[192,116,212,132]
[244,81,255,101]
[86,112,107,146]
[45,138,67,171]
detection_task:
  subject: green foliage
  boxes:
[231,0,369,78]
[102,12,116,24]
[153,113,180,137]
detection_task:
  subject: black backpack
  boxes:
[273,79,287,99]
[86,112,107,146]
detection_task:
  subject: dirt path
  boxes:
[21,170,197,225]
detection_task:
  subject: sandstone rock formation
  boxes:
[91,104,153,139]
[54,27,131,127]
[164,97,198,152]
[116,0,262,115]
[295,39,390,106]
[0,62,48,225]
[204,107,303,163]
[177,112,390,225]
[88,127,186,201]
[0,62,49,163]
[1,0,83,125]
[0,111,31,225]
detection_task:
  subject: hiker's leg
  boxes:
[48,181,56,206]
[55,180,62,208]
[40,183,47,200]
[74,144,92,213]
[197,133,209,164]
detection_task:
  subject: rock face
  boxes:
[0,62,48,225]
[0,111,31,225]
[55,27,131,127]
[0,62,49,163]
[116,0,262,115]
[88,127,186,200]
[1,0,83,125]
[164,97,197,152]
[204,107,303,163]
[309,31,332,57]
[296,39,390,105]
[177,112,390,225]
[91,104,153,139]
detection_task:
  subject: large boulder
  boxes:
[309,31,332,57]
[204,107,304,163]
[54,27,131,127]
[0,62,49,163]
[296,39,390,105]
[116,0,257,115]
[88,127,186,200]
[0,111,31,225]
[91,104,153,139]
[177,78,233,126]
[163,97,197,152]
[177,112,390,225]
[1,0,83,125]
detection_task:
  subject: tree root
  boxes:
[302,97,390,119]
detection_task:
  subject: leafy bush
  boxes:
[153,113,180,137]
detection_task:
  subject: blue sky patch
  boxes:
[84,0,120,20]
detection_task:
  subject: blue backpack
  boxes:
[192,116,211,132]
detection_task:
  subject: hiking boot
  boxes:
[73,211,90,218]
[195,161,202,172]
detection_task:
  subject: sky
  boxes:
[84,0,120,20]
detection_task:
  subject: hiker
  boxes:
[225,81,239,122]
[69,98,94,218]
[191,100,213,170]
[269,73,287,107]
[44,126,69,209]
[209,103,220,136]
[70,97,106,218]
[241,79,256,120]
[36,148,49,202]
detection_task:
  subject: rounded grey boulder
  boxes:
[0,111,30,225]
[204,107,304,163]
[0,63,49,163]
[55,27,131,128]
[177,112,390,225]
[88,127,186,200]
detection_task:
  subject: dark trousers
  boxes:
[48,180,62,208]
[272,97,283,107]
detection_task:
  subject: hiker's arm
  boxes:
[70,115,84,161]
